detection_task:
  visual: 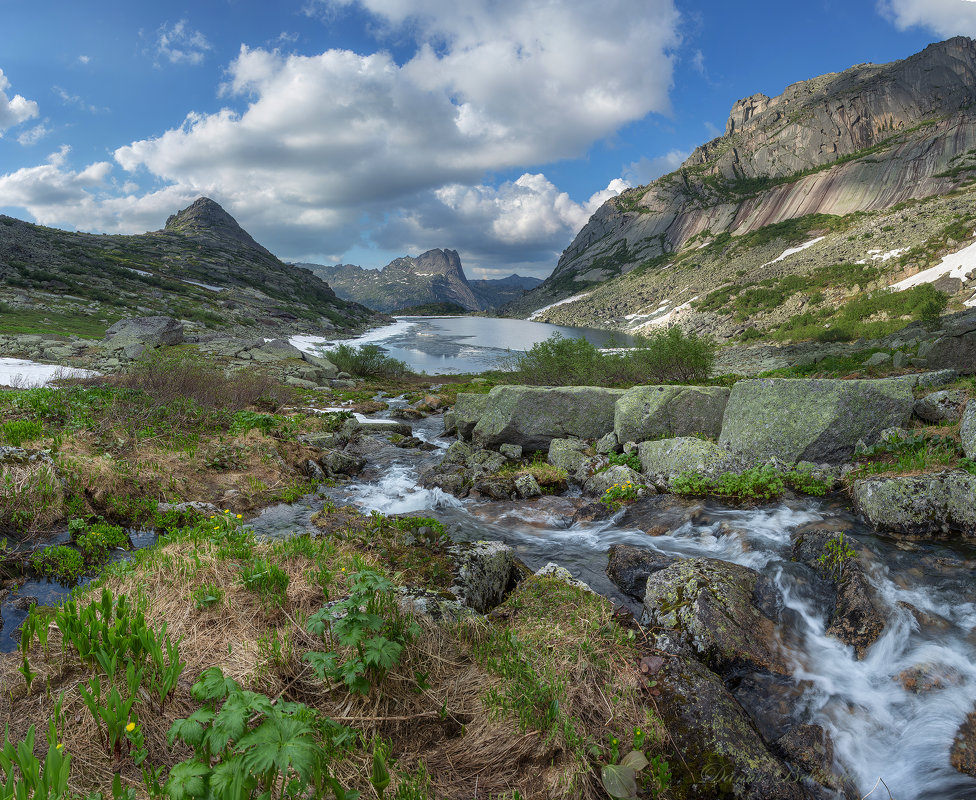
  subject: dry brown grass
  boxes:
[0,520,655,800]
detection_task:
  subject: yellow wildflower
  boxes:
[126,722,135,732]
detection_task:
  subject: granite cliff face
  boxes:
[304,250,540,312]
[513,37,976,339]
[0,197,378,337]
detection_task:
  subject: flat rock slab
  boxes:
[472,385,624,452]
[719,377,913,464]
[614,384,729,444]
[851,471,976,540]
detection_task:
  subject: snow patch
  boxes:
[0,359,98,388]
[527,292,592,321]
[889,239,976,292]
[289,320,419,355]
[761,237,825,267]
[868,247,909,263]
[182,278,225,292]
[125,267,152,277]
[632,296,699,330]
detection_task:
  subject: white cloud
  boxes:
[17,123,51,146]
[54,86,101,114]
[691,49,706,74]
[156,20,213,66]
[0,69,39,134]
[624,149,689,185]
[78,55,91,65]
[877,0,976,36]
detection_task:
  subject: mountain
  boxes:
[0,197,379,339]
[302,249,541,312]
[512,37,976,343]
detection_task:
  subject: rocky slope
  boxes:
[0,197,379,339]
[512,37,976,342]
[303,250,540,312]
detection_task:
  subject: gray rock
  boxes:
[499,443,523,460]
[595,431,619,454]
[453,393,490,440]
[637,437,737,486]
[961,401,976,459]
[614,384,729,444]
[827,562,887,659]
[471,385,624,451]
[448,540,518,613]
[605,544,676,599]
[342,418,412,436]
[319,449,367,477]
[396,588,474,623]
[103,316,183,349]
[547,438,590,475]
[863,352,892,367]
[719,378,913,464]
[244,338,305,362]
[442,440,474,465]
[583,464,643,497]
[644,557,786,676]
[851,471,976,539]
[513,473,542,498]
[441,410,457,436]
[301,351,338,378]
[534,562,594,593]
[156,500,220,517]
[914,390,967,422]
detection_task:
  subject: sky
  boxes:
[0,1,975,278]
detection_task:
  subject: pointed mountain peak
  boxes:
[164,197,270,254]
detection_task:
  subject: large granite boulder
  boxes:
[241,338,305,362]
[471,386,624,452]
[654,653,807,800]
[103,316,183,351]
[719,378,913,464]
[454,393,491,440]
[851,471,976,540]
[643,557,786,676]
[614,385,729,444]
[961,401,976,460]
[922,312,976,374]
[637,437,737,486]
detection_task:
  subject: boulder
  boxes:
[103,316,183,349]
[637,437,737,486]
[923,313,976,373]
[498,443,523,460]
[951,710,976,778]
[605,544,676,600]
[595,431,619,454]
[319,449,367,477]
[471,385,624,451]
[719,378,913,464]
[301,351,338,378]
[448,541,518,613]
[547,438,590,473]
[654,653,806,800]
[961,401,976,460]
[453,393,491,440]
[618,493,708,535]
[614,385,729,444]
[534,562,594,593]
[244,338,305,362]
[513,473,542,498]
[826,563,887,659]
[583,464,643,497]
[851,471,976,539]
[913,390,967,422]
[643,557,786,676]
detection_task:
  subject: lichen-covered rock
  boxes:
[534,562,594,593]
[826,563,887,659]
[103,316,183,349]
[961,400,976,460]
[614,385,729,444]
[448,540,518,613]
[471,385,624,451]
[583,464,644,497]
[654,653,807,800]
[606,544,675,599]
[595,431,619,454]
[643,557,786,676]
[396,588,475,623]
[319,449,366,477]
[851,471,976,539]
[547,438,590,475]
[719,378,913,464]
[913,389,968,422]
[442,440,473,465]
[453,393,490,440]
[499,443,522,460]
[513,473,542,498]
[951,710,976,778]
[637,437,737,486]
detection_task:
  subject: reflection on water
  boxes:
[291,315,634,374]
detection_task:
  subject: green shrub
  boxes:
[672,466,829,502]
[325,343,408,378]
[31,544,85,583]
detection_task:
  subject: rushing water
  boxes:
[290,315,634,374]
[319,408,976,800]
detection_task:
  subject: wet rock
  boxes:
[914,389,968,422]
[342,418,412,436]
[773,724,852,796]
[605,544,676,600]
[534,562,594,593]
[637,437,738,486]
[826,563,887,659]
[733,673,805,743]
[472,473,515,500]
[390,407,424,420]
[472,385,624,451]
[789,527,855,573]
[513,473,542,499]
[614,384,729,444]
[418,463,470,497]
[617,493,707,535]
[319,449,367,477]
[897,600,952,631]
[11,595,38,612]
[719,377,914,464]
[571,502,611,524]
[654,653,806,800]
[583,464,644,497]
[448,540,519,613]
[951,711,976,778]
[851,471,976,540]
[644,557,786,676]
[897,662,964,693]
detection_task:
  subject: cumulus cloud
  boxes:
[17,123,51,146]
[624,149,689,185]
[156,20,213,66]
[877,0,976,36]
[109,0,679,264]
[0,69,39,134]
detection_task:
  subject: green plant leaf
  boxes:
[600,764,638,800]
[619,750,648,771]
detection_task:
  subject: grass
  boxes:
[0,308,117,338]
[0,507,667,800]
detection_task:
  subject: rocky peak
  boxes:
[392,248,466,279]
[164,197,271,255]
[725,93,772,136]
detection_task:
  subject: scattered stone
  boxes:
[499,443,523,460]
[534,562,594,593]
[513,473,542,499]
[914,390,968,422]
[863,352,892,367]
[897,662,964,693]
[605,544,676,599]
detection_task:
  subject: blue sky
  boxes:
[0,0,973,277]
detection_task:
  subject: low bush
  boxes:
[325,343,408,378]
[672,466,830,502]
